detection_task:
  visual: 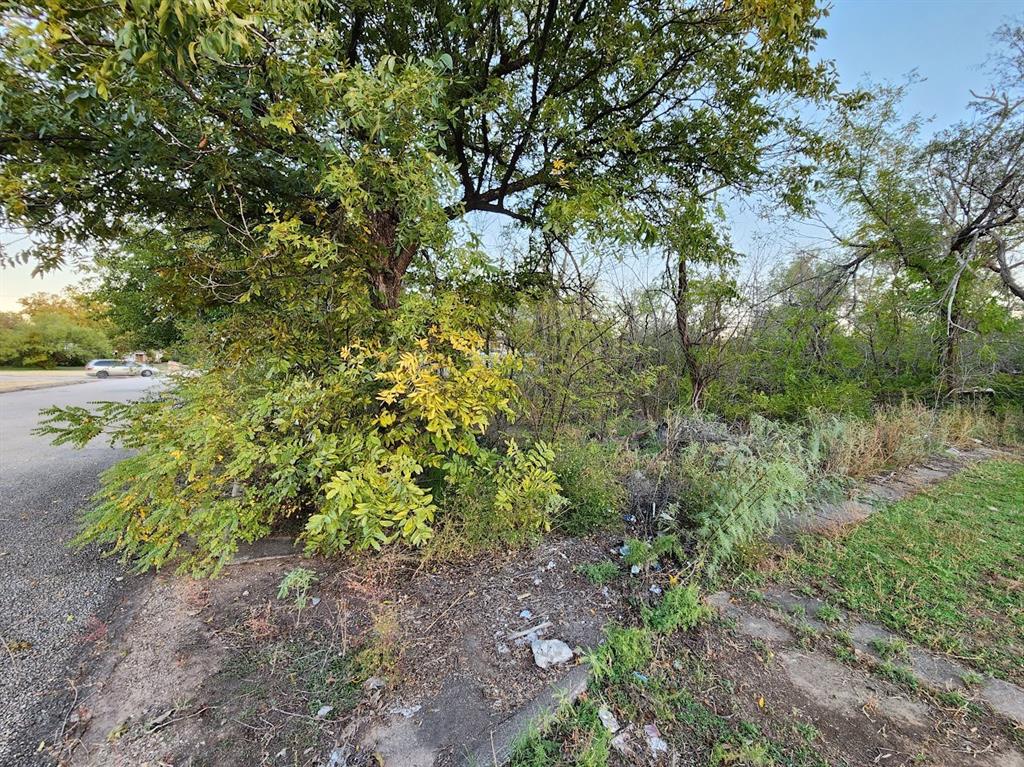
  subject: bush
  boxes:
[42,301,566,575]
[673,416,827,574]
[551,437,625,535]
[423,441,567,561]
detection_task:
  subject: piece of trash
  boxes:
[630,565,641,575]
[623,514,636,523]
[546,560,556,570]
[315,705,334,720]
[643,724,668,756]
[611,727,635,757]
[310,597,321,607]
[509,621,552,640]
[388,704,421,718]
[649,584,662,595]
[519,609,533,620]
[532,577,542,586]
[362,676,385,691]
[327,745,352,767]
[632,671,649,683]
[531,639,574,669]
[619,544,630,556]
[598,706,620,733]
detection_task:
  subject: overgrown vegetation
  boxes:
[1,1,1021,581]
[512,629,832,767]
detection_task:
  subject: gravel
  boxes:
[0,377,157,764]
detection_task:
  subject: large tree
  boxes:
[1,0,839,570]
[819,25,1024,392]
[2,0,835,299]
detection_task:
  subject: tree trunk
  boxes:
[674,256,707,411]
[366,209,416,310]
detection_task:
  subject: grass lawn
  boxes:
[784,459,1024,683]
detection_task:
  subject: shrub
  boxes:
[422,441,566,560]
[675,420,818,574]
[552,437,625,535]
[42,302,565,575]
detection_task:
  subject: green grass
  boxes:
[510,655,830,767]
[785,459,1024,683]
[576,561,619,584]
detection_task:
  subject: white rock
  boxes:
[531,639,574,669]
[388,704,422,718]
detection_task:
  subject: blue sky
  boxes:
[1,0,1021,309]
[820,0,1018,130]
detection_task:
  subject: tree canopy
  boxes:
[2,0,837,305]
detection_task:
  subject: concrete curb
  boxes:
[459,664,590,767]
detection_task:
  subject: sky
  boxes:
[1,0,1021,311]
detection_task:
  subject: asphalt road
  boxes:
[0,377,159,765]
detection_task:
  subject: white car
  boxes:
[85,359,157,379]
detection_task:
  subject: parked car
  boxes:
[85,359,157,378]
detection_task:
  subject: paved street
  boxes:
[0,377,158,764]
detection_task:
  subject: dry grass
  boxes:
[825,402,1021,480]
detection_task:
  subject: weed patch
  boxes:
[576,561,619,585]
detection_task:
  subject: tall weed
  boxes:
[552,436,625,535]
[818,402,1021,480]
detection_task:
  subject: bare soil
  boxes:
[56,535,623,767]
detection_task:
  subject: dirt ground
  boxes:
[53,535,623,767]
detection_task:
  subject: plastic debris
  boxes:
[643,724,668,756]
[598,706,620,733]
